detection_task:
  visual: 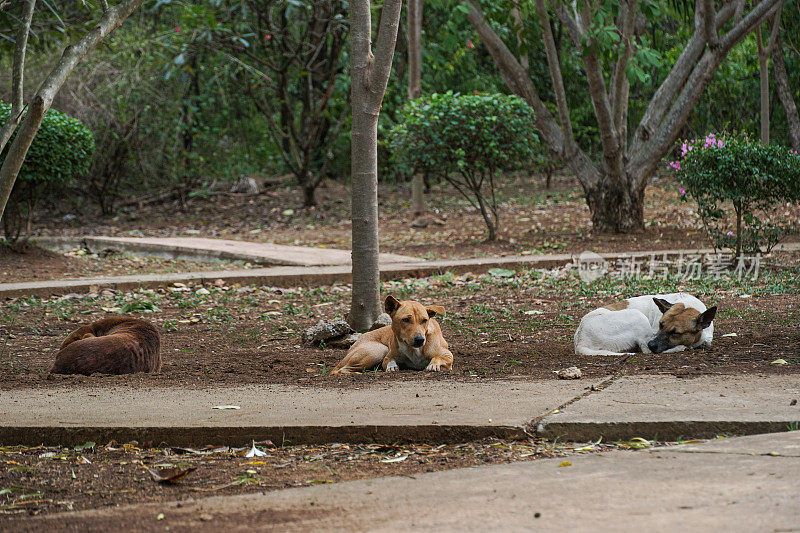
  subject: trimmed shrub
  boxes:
[672,132,800,254]
[0,102,94,241]
[391,92,538,240]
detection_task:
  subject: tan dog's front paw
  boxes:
[425,362,442,372]
[385,360,399,372]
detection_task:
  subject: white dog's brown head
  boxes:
[647,298,716,353]
[384,295,444,349]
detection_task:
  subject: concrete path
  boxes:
[537,374,800,440]
[36,236,416,266]
[10,431,800,532]
[0,380,587,447]
[2,375,798,447]
[7,241,800,299]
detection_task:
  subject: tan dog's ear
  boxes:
[426,305,445,318]
[385,295,401,316]
[653,298,673,313]
[695,306,716,329]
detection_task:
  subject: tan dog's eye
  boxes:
[402,317,411,323]
[421,319,428,324]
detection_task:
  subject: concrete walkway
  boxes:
[36,235,416,266]
[2,375,798,447]
[10,431,800,532]
[6,241,800,299]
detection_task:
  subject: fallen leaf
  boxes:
[721,333,738,337]
[148,466,197,484]
[771,359,788,365]
[156,513,165,520]
[245,442,267,458]
[380,454,409,463]
[558,461,572,467]
[212,405,240,410]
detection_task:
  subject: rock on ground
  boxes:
[556,366,582,380]
[230,176,259,195]
[371,313,392,330]
[302,320,353,345]
[328,333,362,350]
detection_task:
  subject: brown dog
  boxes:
[331,296,453,374]
[50,317,161,375]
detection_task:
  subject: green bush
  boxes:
[0,102,94,241]
[673,132,800,254]
[391,92,537,240]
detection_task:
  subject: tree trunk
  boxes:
[347,0,403,331]
[758,34,771,145]
[407,0,426,222]
[302,181,317,207]
[0,0,36,155]
[463,0,783,234]
[0,0,147,222]
[584,177,645,233]
[772,31,800,151]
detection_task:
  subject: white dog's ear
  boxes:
[384,295,401,315]
[695,306,717,329]
[426,305,445,318]
[653,298,673,313]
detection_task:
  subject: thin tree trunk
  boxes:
[756,9,782,145]
[0,0,36,154]
[772,30,800,150]
[347,0,403,331]
[407,0,426,220]
[0,0,147,222]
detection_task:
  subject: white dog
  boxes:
[574,293,716,356]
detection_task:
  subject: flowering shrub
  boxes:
[671,132,800,254]
[391,92,537,240]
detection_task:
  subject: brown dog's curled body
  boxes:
[50,317,161,375]
[332,296,453,374]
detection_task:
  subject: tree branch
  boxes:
[534,0,575,153]
[629,0,736,154]
[577,1,623,177]
[628,0,783,183]
[463,0,601,188]
[610,0,637,133]
[367,0,403,109]
[0,0,147,221]
[0,0,36,155]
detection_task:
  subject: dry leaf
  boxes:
[148,466,197,484]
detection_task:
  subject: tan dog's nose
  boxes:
[412,335,425,347]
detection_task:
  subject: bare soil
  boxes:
[0,436,664,518]
[2,255,798,390]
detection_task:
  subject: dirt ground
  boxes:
[0,436,672,518]
[2,252,798,390]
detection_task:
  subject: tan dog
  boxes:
[50,317,161,375]
[332,296,453,374]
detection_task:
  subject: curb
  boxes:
[0,424,527,447]
[535,420,799,442]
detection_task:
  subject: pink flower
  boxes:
[670,161,682,171]
[466,40,474,49]
[265,34,271,40]
[726,231,734,237]
[174,26,180,32]
[679,187,686,195]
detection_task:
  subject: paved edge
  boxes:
[535,420,798,442]
[5,241,800,298]
[0,424,526,447]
